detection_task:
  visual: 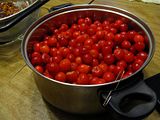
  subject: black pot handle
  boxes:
[48,3,73,12]
[101,80,157,120]
[0,0,49,32]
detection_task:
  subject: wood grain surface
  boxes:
[0,0,160,120]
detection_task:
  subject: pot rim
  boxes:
[22,4,155,88]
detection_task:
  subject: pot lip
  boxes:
[21,4,155,88]
[0,0,37,22]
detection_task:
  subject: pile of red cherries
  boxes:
[29,16,148,85]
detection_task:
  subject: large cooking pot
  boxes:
[21,4,157,120]
[0,0,49,42]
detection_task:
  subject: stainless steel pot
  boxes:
[22,4,157,120]
[0,0,48,42]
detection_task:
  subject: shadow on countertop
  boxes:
[44,98,115,120]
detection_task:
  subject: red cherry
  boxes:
[98,63,108,73]
[121,40,131,50]
[82,54,93,65]
[40,45,50,53]
[35,65,44,73]
[76,73,89,85]
[114,48,125,60]
[84,17,92,25]
[90,77,106,85]
[127,31,137,41]
[120,23,128,32]
[134,34,144,43]
[124,52,134,63]
[31,56,42,65]
[66,71,78,83]
[103,72,115,82]
[55,72,66,82]
[47,36,57,47]
[104,32,114,41]
[137,51,148,61]
[96,30,105,39]
[34,43,41,52]
[102,46,112,55]
[59,59,71,72]
[59,24,68,32]
[104,54,115,65]
[92,66,103,77]
[71,62,78,71]
[75,57,82,65]
[89,49,99,58]
[114,34,123,44]
[134,42,145,52]
[77,64,91,74]
[117,60,127,69]
[46,62,59,73]
[92,59,99,67]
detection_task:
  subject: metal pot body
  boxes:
[22,4,155,114]
[0,0,39,42]
[34,73,105,113]
[34,71,144,114]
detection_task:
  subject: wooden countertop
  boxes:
[0,0,160,120]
